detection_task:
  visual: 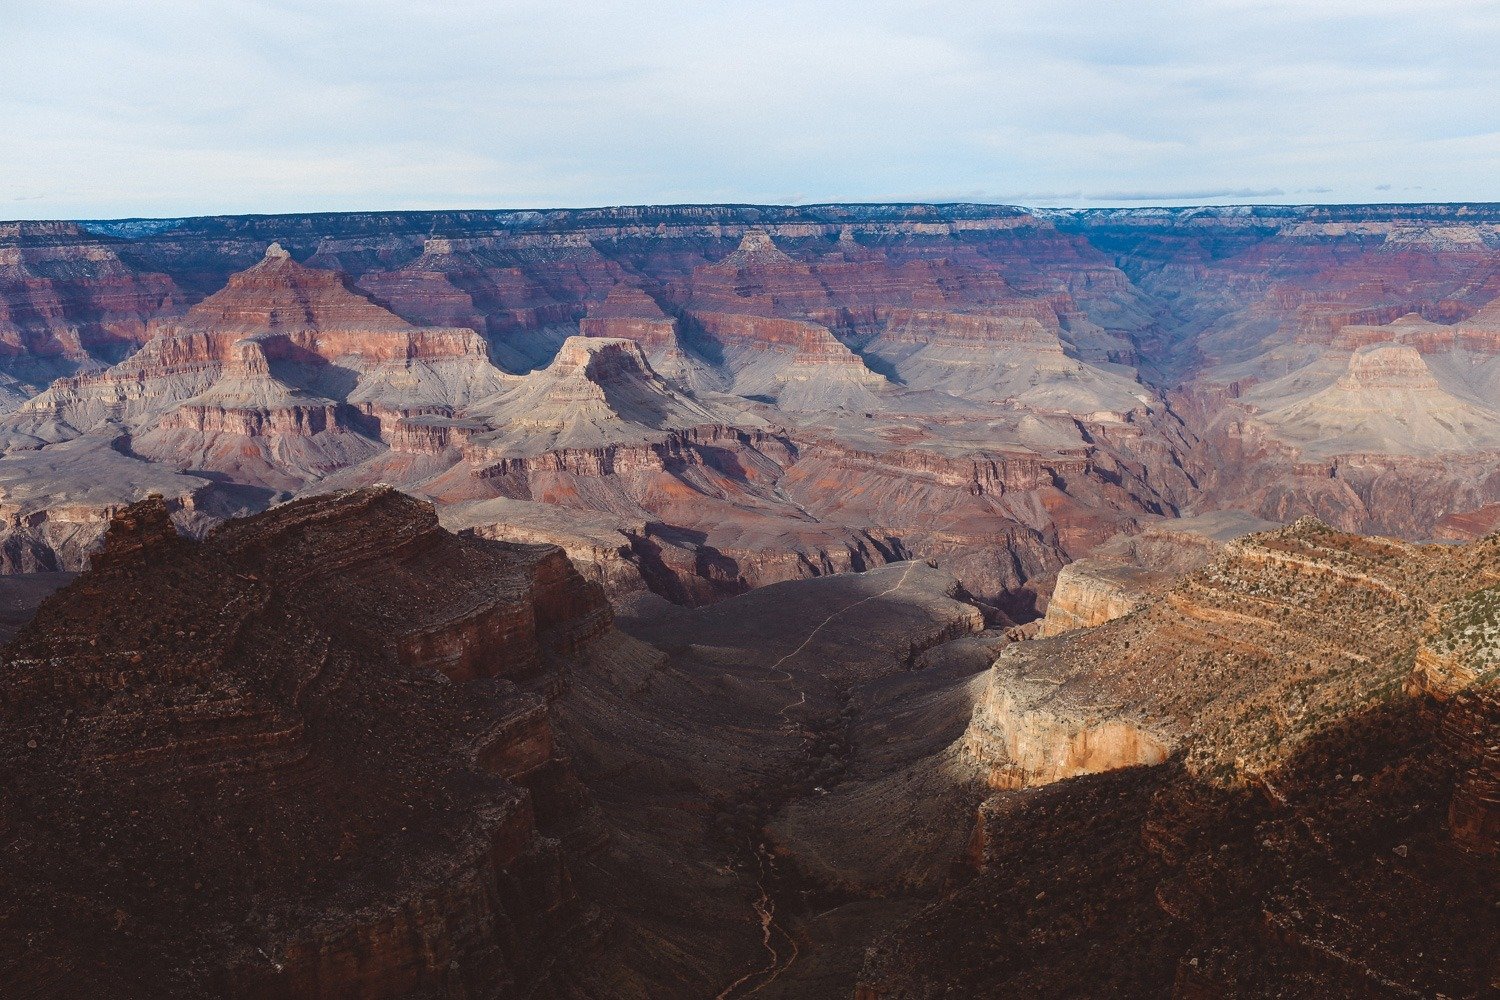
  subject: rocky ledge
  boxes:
[0,487,610,998]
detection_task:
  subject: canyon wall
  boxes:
[860,519,1500,999]
[0,202,1498,612]
[0,488,613,998]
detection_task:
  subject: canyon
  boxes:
[2,202,1498,613]
[1,486,1493,998]
[0,201,1496,998]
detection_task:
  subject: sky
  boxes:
[3,0,1499,219]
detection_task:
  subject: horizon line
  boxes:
[6,198,1500,228]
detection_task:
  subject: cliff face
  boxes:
[1036,510,1278,635]
[1036,559,1159,635]
[963,519,1495,788]
[0,487,611,998]
[3,202,1500,606]
[859,521,1500,999]
[0,222,180,395]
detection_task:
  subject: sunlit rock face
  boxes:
[861,521,1500,1000]
[2,203,1500,605]
[1036,559,1158,636]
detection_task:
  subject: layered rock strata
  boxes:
[857,520,1500,998]
[5,202,1500,608]
[0,487,610,998]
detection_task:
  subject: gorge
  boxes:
[0,202,1496,998]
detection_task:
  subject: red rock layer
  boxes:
[0,487,610,998]
[579,284,680,353]
[0,222,179,362]
[688,310,866,363]
[161,243,489,364]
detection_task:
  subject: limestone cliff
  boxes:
[859,519,1500,999]
[1036,559,1158,636]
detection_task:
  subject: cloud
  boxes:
[1088,189,1287,202]
[1,1,1498,217]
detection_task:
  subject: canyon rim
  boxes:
[2,2,1498,998]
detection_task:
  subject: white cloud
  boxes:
[1,0,1497,217]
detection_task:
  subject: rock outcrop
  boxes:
[2,243,507,487]
[4,202,1500,606]
[0,222,179,398]
[0,435,216,572]
[579,283,707,390]
[964,519,1492,787]
[0,487,610,998]
[858,520,1500,999]
[1036,559,1158,635]
[1036,510,1280,635]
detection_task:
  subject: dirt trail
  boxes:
[715,562,919,999]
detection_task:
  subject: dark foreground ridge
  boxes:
[0,487,611,998]
[0,488,1496,998]
[859,694,1499,998]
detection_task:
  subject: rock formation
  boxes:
[0,441,1492,998]
[10,200,1500,997]
[0,487,610,998]
[0,214,1204,609]
[1,201,1499,601]
[0,243,507,494]
[0,435,216,572]
[579,283,706,390]
[858,519,1500,998]
[0,221,179,402]
[1036,559,1158,635]
[1037,510,1279,635]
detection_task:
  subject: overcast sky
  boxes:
[3,0,1498,219]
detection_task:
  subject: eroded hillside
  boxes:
[4,202,1500,614]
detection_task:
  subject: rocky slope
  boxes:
[549,561,999,999]
[1037,509,1278,635]
[0,487,612,998]
[857,518,1500,998]
[3,201,1500,597]
[0,458,1492,998]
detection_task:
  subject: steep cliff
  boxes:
[858,520,1500,998]
[0,487,611,998]
[2,202,1499,605]
[0,221,180,397]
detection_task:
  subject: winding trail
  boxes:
[715,561,921,1000]
[764,560,921,728]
